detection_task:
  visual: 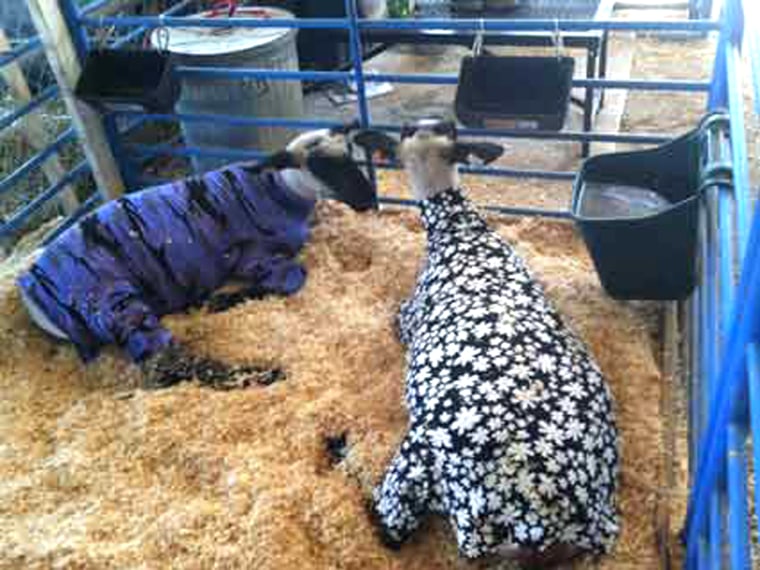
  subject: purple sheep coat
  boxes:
[17,166,314,363]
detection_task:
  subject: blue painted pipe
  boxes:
[746,343,760,551]
[369,72,711,92]
[726,423,750,570]
[124,141,577,181]
[379,196,570,219]
[725,45,750,261]
[357,18,722,32]
[685,162,759,570]
[110,110,673,144]
[176,66,352,82]
[79,15,720,33]
[78,0,120,17]
[0,38,43,69]
[125,143,268,161]
[80,16,351,30]
[173,65,712,93]
[0,85,59,134]
[42,192,102,246]
[0,128,77,197]
[0,161,92,237]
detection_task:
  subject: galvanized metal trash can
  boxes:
[155,6,304,173]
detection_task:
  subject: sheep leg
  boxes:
[395,298,418,345]
[371,428,433,548]
[206,248,306,313]
[205,284,268,313]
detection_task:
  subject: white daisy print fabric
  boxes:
[373,188,620,560]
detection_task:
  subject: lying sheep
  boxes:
[17,124,376,388]
[353,120,619,567]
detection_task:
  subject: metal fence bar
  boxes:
[0,161,91,238]
[80,15,352,30]
[726,423,750,570]
[42,191,102,246]
[747,343,760,548]
[79,0,122,17]
[173,65,712,93]
[615,1,690,8]
[684,0,757,564]
[725,45,750,260]
[368,72,712,92]
[0,38,43,69]
[125,143,268,161]
[115,111,340,131]
[748,1,760,116]
[110,110,673,144]
[79,15,721,33]
[378,196,571,219]
[685,169,760,569]
[358,18,722,32]
[345,0,370,128]
[124,141,577,181]
[706,185,723,570]
[177,67,352,82]
[0,84,59,133]
[0,127,76,197]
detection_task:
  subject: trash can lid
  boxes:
[150,6,295,57]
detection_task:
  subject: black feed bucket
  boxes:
[571,112,732,301]
[455,55,575,130]
[75,49,180,113]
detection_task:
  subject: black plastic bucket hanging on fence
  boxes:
[75,49,180,113]
[571,111,732,301]
[454,55,575,130]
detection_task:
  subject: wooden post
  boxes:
[0,28,79,214]
[25,0,125,201]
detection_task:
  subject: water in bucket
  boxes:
[578,182,673,219]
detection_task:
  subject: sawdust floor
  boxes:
[1,200,664,570]
[0,8,738,570]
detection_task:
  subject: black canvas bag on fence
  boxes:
[454,54,575,130]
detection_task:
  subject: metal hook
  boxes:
[472,17,485,57]
[96,16,116,49]
[155,14,170,52]
[553,18,564,60]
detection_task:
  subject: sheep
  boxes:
[353,120,620,568]
[17,123,377,389]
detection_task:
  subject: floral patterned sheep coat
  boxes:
[373,188,620,559]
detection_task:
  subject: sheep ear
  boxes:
[306,154,378,212]
[432,120,457,141]
[330,119,361,135]
[352,130,398,159]
[245,151,299,174]
[450,142,503,165]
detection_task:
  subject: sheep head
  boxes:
[353,119,503,201]
[247,120,377,212]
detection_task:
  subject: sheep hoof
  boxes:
[206,366,285,391]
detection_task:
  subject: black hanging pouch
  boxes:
[455,54,575,130]
[75,48,180,113]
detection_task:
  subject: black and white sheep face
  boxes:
[255,123,377,212]
[399,130,463,201]
[352,119,503,201]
